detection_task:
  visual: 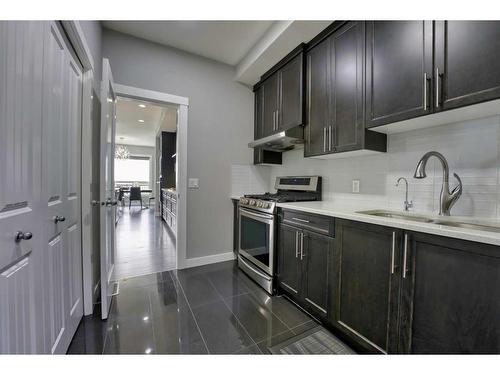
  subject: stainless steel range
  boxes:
[238,176,322,294]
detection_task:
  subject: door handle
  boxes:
[328,125,332,151]
[91,200,102,206]
[291,217,310,223]
[435,68,440,108]
[323,127,327,152]
[15,231,33,243]
[295,231,299,258]
[53,215,66,223]
[391,232,396,274]
[423,73,429,111]
[300,233,305,260]
[403,233,409,278]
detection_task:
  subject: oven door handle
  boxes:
[239,208,274,222]
[239,256,272,281]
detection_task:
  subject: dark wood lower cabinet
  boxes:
[277,224,302,296]
[399,232,500,353]
[331,220,402,353]
[277,223,333,320]
[277,211,500,353]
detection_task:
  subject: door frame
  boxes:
[114,83,189,271]
[59,21,96,316]
[62,21,191,316]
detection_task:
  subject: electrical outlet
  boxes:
[352,179,360,193]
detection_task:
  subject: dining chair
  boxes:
[129,186,143,210]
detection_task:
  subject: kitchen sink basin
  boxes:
[357,210,500,233]
[433,220,500,233]
[357,210,434,223]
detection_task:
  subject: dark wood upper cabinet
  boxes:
[435,21,500,111]
[331,220,402,353]
[254,45,305,139]
[305,21,386,157]
[305,37,329,156]
[278,53,304,130]
[330,21,365,152]
[399,232,500,354]
[253,84,282,165]
[261,74,279,137]
[365,21,433,128]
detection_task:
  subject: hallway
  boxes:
[113,207,176,280]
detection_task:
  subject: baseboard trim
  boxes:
[180,251,236,269]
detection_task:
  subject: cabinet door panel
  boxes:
[333,220,401,353]
[366,21,433,127]
[436,21,500,110]
[331,21,364,152]
[262,74,278,137]
[279,53,303,130]
[400,233,500,353]
[305,38,329,156]
[277,225,301,295]
[302,231,331,317]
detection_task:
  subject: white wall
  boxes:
[102,28,264,259]
[267,116,500,218]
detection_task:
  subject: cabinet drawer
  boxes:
[281,209,334,237]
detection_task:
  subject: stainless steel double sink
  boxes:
[357,210,500,234]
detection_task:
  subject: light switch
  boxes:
[352,179,360,193]
[188,178,199,189]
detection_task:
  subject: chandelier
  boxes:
[115,145,130,160]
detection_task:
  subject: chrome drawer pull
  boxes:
[292,217,310,223]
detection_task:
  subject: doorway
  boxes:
[113,96,179,280]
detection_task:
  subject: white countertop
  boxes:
[230,196,240,200]
[276,201,500,247]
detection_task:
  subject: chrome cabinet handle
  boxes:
[300,233,305,260]
[292,217,310,223]
[403,233,409,278]
[15,231,33,243]
[423,73,428,111]
[323,127,327,152]
[295,231,299,258]
[435,68,440,108]
[328,125,332,151]
[391,232,396,274]
[53,215,66,223]
[91,200,101,206]
[276,110,279,130]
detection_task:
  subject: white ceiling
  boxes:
[115,97,177,147]
[102,20,274,66]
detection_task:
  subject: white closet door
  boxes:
[63,53,83,344]
[0,21,44,354]
[40,22,68,354]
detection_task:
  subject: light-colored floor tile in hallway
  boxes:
[113,206,176,280]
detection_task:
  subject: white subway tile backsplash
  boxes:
[268,116,500,219]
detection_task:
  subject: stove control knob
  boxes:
[249,199,256,206]
[258,202,263,207]
[264,203,270,209]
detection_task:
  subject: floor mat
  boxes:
[269,326,355,354]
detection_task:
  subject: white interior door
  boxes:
[99,58,117,320]
[40,22,84,353]
[0,21,44,354]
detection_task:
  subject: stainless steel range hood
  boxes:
[248,126,304,152]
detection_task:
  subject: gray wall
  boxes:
[79,21,102,81]
[102,28,256,260]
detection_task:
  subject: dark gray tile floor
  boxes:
[67,260,319,354]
